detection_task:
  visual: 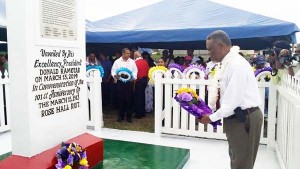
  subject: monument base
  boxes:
[0,133,103,169]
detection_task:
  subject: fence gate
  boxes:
[275,75,300,169]
[154,70,276,145]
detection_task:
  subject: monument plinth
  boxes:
[4,0,98,162]
[0,133,104,169]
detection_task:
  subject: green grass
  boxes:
[151,53,162,61]
[102,105,155,133]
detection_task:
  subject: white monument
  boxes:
[6,0,87,157]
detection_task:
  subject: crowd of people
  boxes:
[85,40,300,125]
[86,30,300,169]
[86,49,153,123]
[85,47,221,123]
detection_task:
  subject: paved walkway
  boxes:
[0,129,280,169]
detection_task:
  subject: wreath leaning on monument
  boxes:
[55,142,89,169]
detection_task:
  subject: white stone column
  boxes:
[6,0,87,157]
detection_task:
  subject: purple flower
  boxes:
[58,147,69,160]
[196,99,212,115]
[73,153,80,163]
[178,93,193,102]
[174,92,222,129]
[55,159,66,169]
[168,63,184,72]
[56,143,89,169]
[56,149,62,155]
[190,104,202,118]
[183,64,205,74]
[254,66,272,77]
[81,151,87,159]
[67,154,74,165]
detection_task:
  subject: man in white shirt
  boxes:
[199,30,263,169]
[111,48,138,123]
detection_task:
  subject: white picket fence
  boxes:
[86,70,103,130]
[0,74,10,133]
[154,70,300,169]
[154,70,271,143]
[1,69,299,169]
[274,75,300,169]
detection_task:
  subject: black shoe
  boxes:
[127,118,132,123]
[117,117,124,122]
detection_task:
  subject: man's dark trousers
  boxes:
[117,81,133,120]
[224,108,263,169]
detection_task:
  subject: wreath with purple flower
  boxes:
[167,63,184,78]
[174,87,222,129]
[55,142,89,169]
[168,63,184,72]
[183,65,206,79]
[254,66,272,82]
[254,66,272,77]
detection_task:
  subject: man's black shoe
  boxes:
[127,118,132,123]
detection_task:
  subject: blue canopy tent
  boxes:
[86,0,299,51]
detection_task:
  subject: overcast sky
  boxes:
[85,0,299,42]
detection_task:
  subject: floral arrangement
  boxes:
[254,66,272,77]
[254,66,272,82]
[183,64,205,73]
[174,87,222,129]
[207,63,221,108]
[86,65,104,77]
[116,67,134,83]
[205,63,220,80]
[168,63,184,72]
[148,66,167,83]
[183,64,205,79]
[167,63,184,78]
[55,142,89,169]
